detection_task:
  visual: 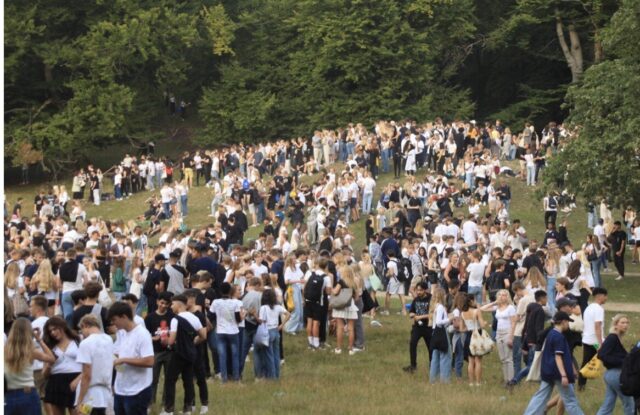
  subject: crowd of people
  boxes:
[4,117,640,415]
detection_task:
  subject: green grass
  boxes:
[7,147,640,413]
[149,308,640,415]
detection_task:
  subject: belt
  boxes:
[7,387,34,394]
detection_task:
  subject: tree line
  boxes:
[4,0,639,205]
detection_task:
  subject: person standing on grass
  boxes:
[108,302,154,415]
[57,248,88,325]
[303,258,332,350]
[610,221,627,281]
[385,251,407,316]
[241,277,264,376]
[403,281,432,374]
[163,294,207,415]
[523,312,584,415]
[429,287,452,384]
[332,265,359,355]
[578,287,607,391]
[209,283,243,383]
[256,288,290,379]
[595,314,635,415]
[480,289,517,385]
[509,290,548,386]
[75,314,115,415]
[144,292,174,411]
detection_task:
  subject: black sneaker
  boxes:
[402,366,416,374]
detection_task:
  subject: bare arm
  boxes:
[76,363,92,405]
[115,355,154,368]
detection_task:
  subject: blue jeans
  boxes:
[587,212,596,229]
[513,335,523,375]
[381,149,390,173]
[468,285,483,305]
[591,260,602,288]
[114,385,152,415]
[256,329,281,379]
[502,199,511,212]
[596,368,635,415]
[453,334,465,378]
[600,251,609,270]
[136,293,148,316]
[526,165,536,185]
[284,285,304,334]
[546,276,557,310]
[216,333,240,382]
[429,344,452,383]
[180,195,188,216]
[509,147,517,160]
[5,387,41,415]
[524,380,584,415]
[513,343,536,384]
[465,172,475,191]
[346,142,355,158]
[146,174,154,190]
[115,184,122,199]
[162,202,171,219]
[61,291,74,325]
[362,193,373,214]
[241,322,257,377]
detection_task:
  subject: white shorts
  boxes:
[387,278,405,295]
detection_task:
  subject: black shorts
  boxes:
[304,301,323,321]
[350,198,357,208]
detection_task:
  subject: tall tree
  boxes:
[544,0,640,207]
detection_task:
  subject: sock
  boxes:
[308,336,313,345]
[313,337,320,347]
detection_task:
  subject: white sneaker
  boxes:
[334,348,342,354]
[615,275,624,281]
[348,349,357,356]
[199,406,208,415]
[159,411,173,415]
[370,320,382,327]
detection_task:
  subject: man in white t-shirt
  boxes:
[385,252,406,315]
[76,314,115,414]
[462,215,479,246]
[108,301,154,415]
[160,183,175,219]
[361,171,376,214]
[578,287,607,390]
[30,296,50,398]
[466,251,486,305]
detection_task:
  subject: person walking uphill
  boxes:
[403,281,432,374]
[523,311,584,415]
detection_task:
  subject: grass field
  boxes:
[5,141,640,414]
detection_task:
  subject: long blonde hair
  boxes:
[338,265,356,289]
[33,259,56,292]
[4,262,20,290]
[5,318,34,373]
[523,267,546,290]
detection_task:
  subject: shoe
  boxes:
[280,359,285,366]
[380,310,390,316]
[199,406,208,415]
[403,366,416,373]
[159,411,173,415]
[615,276,624,281]
[334,348,342,354]
[370,320,382,327]
[348,349,357,356]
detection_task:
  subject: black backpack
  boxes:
[620,342,640,397]
[486,271,505,301]
[548,197,558,210]
[396,258,412,283]
[304,272,324,303]
[174,315,197,363]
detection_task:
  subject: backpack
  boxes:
[548,197,558,210]
[396,258,412,283]
[486,271,505,301]
[143,269,158,297]
[174,315,197,363]
[304,272,324,303]
[620,342,640,397]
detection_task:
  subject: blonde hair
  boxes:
[33,259,56,293]
[496,289,514,305]
[524,267,546,290]
[610,314,629,335]
[338,265,356,289]
[4,262,20,290]
[5,318,34,373]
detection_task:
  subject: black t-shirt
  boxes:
[145,310,175,353]
[611,230,627,252]
[409,294,432,326]
[71,304,109,331]
[91,175,100,190]
[34,195,44,212]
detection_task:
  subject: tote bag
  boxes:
[329,288,353,310]
[580,355,604,379]
[469,310,494,356]
[255,323,270,348]
[97,276,113,308]
[526,339,546,382]
[369,273,383,292]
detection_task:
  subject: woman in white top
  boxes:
[429,288,452,383]
[480,289,516,384]
[332,266,360,355]
[5,318,56,413]
[5,262,27,315]
[257,289,290,379]
[460,295,488,386]
[283,255,305,334]
[42,316,83,414]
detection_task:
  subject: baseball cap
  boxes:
[154,253,167,262]
[552,311,574,323]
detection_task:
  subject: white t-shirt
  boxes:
[259,304,287,329]
[113,324,154,396]
[52,341,83,374]
[466,262,485,288]
[362,177,376,194]
[284,266,304,286]
[494,305,516,332]
[32,316,49,371]
[75,333,114,408]
[582,303,604,346]
[170,311,203,333]
[462,221,478,244]
[210,299,241,334]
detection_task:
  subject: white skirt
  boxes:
[332,302,358,320]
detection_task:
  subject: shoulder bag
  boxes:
[329,287,353,310]
[469,310,494,356]
[526,339,546,382]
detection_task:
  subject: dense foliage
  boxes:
[5,0,637,204]
[544,0,640,207]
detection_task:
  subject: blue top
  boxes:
[541,328,575,383]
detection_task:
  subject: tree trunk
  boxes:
[594,36,603,63]
[555,15,584,83]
